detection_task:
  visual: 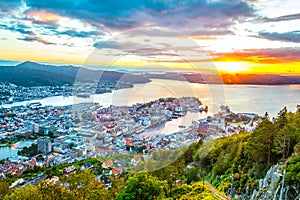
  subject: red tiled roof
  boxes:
[112,168,123,175]
[102,160,114,168]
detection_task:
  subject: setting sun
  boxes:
[215,62,249,74]
[227,65,240,74]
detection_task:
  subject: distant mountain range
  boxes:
[1,61,300,86]
[144,72,300,85]
[0,61,150,86]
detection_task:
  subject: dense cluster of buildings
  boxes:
[0,81,135,105]
[0,104,74,140]
[0,83,72,104]
[0,95,259,179]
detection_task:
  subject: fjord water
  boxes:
[3,79,300,117]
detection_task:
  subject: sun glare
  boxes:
[228,65,240,74]
[216,62,248,74]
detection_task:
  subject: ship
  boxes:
[76,93,91,98]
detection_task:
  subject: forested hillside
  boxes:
[0,62,150,86]
[195,107,300,198]
[0,107,299,199]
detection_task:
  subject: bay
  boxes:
[2,79,300,118]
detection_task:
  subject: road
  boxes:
[205,181,231,200]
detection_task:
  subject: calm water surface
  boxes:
[0,141,36,160]
[0,147,18,160]
[3,79,300,117]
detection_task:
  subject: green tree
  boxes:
[116,173,168,200]
[68,143,75,149]
[250,117,275,166]
[273,124,298,159]
[0,180,11,199]
[36,155,44,162]
[60,170,105,200]
[274,107,288,130]
[4,184,41,200]
[36,181,68,200]
[152,165,178,197]
[185,166,199,184]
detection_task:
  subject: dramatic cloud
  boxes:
[18,34,54,45]
[91,27,212,65]
[258,31,300,43]
[1,0,300,71]
[94,40,141,49]
[0,0,256,50]
[22,0,253,34]
[214,47,300,64]
[261,13,300,23]
[22,10,63,27]
[0,23,34,35]
[0,0,22,13]
[58,30,102,38]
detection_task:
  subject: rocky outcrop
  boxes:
[249,164,300,200]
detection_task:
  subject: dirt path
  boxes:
[205,181,231,200]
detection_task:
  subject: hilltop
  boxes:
[0,62,150,86]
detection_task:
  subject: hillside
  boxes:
[0,107,299,199]
[194,107,300,199]
[0,62,150,86]
[0,65,74,86]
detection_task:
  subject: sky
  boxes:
[0,0,300,74]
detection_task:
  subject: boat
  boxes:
[192,121,198,125]
[135,128,145,134]
[76,93,91,98]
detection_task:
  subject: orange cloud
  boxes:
[214,53,278,64]
[188,35,217,40]
[212,48,300,64]
[25,10,64,23]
